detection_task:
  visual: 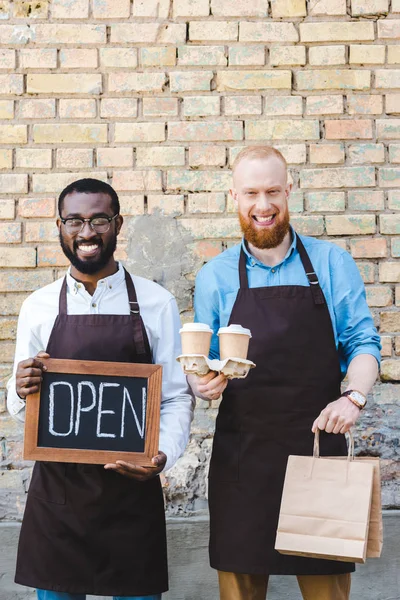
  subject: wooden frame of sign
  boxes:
[24,358,162,467]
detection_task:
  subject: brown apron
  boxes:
[15,269,168,596]
[208,236,355,576]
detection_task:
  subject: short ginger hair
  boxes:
[232,145,287,174]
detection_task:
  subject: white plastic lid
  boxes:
[217,324,252,337]
[180,322,213,334]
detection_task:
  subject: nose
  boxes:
[80,220,97,238]
[256,193,272,211]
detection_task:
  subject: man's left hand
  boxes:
[312,397,361,435]
[104,451,167,481]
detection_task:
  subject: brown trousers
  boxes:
[218,571,351,600]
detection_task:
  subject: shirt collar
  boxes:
[66,261,125,294]
[241,226,298,268]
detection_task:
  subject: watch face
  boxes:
[349,391,366,406]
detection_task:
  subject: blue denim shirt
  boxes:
[194,228,381,377]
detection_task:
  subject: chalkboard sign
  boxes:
[23,358,162,466]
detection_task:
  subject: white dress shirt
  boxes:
[6,262,194,472]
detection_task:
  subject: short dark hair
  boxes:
[58,178,120,216]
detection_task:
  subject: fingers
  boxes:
[198,373,228,400]
[313,400,359,435]
[16,354,49,398]
[104,460,161,481]
[152,451,167,469]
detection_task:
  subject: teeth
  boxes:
[78,244,98,253]
[255,215,274,223]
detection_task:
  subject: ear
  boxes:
[230,188,238,208]
[116,214,124,235]
[285,182,292,198]
[56,217,61,232]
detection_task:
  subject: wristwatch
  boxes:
[342,389,367,410]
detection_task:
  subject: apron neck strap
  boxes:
[59,276,68,315]
[124,267,147,356]
[239,244,249,289]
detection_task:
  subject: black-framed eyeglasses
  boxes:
[60,214,119,235]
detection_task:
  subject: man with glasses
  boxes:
[7,178,194,600]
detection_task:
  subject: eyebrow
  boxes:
[63,212,111,219]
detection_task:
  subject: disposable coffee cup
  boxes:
[218,324,251,360]
[179,323,213,356]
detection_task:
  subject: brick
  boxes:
[19,99,55,119]
[27,74,101,95]
[0,199,15,219]
[114,123,165,143]
[379,167,400,187]
[212,0,268,16]
[356,262,376,283]
[57,149,93,169]
[306,96,343,115]
[0,294,26,316]
[0,100,13,119]
[0,317,17,339]
[100,98,137,119]
[148,195,184,215]
[0,247,36,268]
[381,312,400,332]
[380,336,392,356]
[246,119,319,140]
[169,121,242,142]
[217,70,291,92]
[32,172,107,193]
[0,25,33,44]
[350,238,387,258]
[397,287,400,306]
[174,0,209,17]
[97,148,133,168]
[380,214,400,234]
[111,23,186,44]
[34,24,105,44]
[264,96,302,116]
[25,221,58,242]
[308,0,346,14]
[0,149,12,169]
[348,143,385,164]
[271,0,306,17]
[386,95,400,114]
[0,124,26,144]
[0,75,23,95]
[326,215,376,235]
[178,46,226,67]
[59,99,97,119]
[33,124,107,144]
[189,147,226,168]
[388,191,400,209]
[389,144,400,163]
[59,49,98,69]
[269,46,305,66]
[0,222,21,243]
[143,98,178,117]
[377,119,400,139]
[347,95,383,115]
[348,190,385,211]
[301,22,374,42]
[19,49,56,70]
[188,193,226,213]
[140,47,176,67]
[325,120,373,140]
[366,286,392,307]
[309,45,346,66]
[307,192,345,212]
[229,46,264,66]
[225,96,262,115]
[0,270,53,292]
[14,0,49,17]
[309,144,345,165]
[170,71,213,93]
[19,197,55,218]
[394,0,400,11]
[37,246,69,267]
[93,0,130,18]
[380,263,400,282]
[136,147,185,167]
[375,70,400,89]
[288,191,304,212]
[108,72,165,93]
[392,238,400,258]
[388,45,400,64]
[167,170,232,192]
[133,0,170,18]
[349,45,385,65]
[0,1,9,19]
[377,19,400,39]
[239,22,298,42]
[51,0,89,18]
[229,144,307,166]
[300,167,375,188]
[352,0,388,14]
[296,70,370,90]
[189,21,239,42]
[183,96,220,117]
[290,215,324,236]
[180,217,240,239]
[16,149,52,169]
[0,49,15,69]
[112,171,162,192]
[0,174,27,194]
[119,195,145,216]
[100,48,137,69]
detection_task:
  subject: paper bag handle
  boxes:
[313,428,354,460]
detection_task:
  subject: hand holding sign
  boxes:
[104,450,167,481]
[16,351,50,398]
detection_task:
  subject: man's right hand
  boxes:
[187,371,228,401]
[16,351,50,399]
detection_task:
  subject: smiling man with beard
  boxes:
[7,178,194,600]
[189,146,381,600]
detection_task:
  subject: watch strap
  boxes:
[342,389,367,410]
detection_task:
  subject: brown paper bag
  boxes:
[354,457,383,558]
[275,431,374,564]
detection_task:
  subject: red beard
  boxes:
[239,210,290,249]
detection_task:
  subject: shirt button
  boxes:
[109,284,112,289]
[271,269,275,273]
[92,302,96,308]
